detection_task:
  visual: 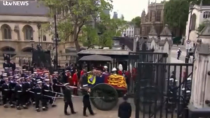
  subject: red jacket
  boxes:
[72,73,78,83]
[80,70,84,77]
[118,70,123,75]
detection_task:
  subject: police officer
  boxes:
[30,77,37,105]
[9,77,16,107]
[118,95,132,118]
[34,81,42,112]
[0,74,5,103]
[2,78,9,108]
[52,73,61,95]
[62,83,76,115]
[83,87,94,116]
[15,79,24,110]
[42,79,55,110]
[22,77,31,107]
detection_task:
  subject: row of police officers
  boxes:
[0,71,60,112]
[0,69,96,116]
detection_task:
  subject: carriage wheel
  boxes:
[134,86,161,114]
[90,83,118,111]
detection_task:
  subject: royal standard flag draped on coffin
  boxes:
[106,74,127,89]
[87,74,105,87]
[87,73,127,89]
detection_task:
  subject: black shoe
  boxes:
[91,113,95,115]
[51,104,56,107]
[42,107,47,111]
[23,105,27,109]
[72,111,77,114]
[4,104,8,108]
[36,108,40,112]
[10,104,14,108]
[17,106,21,110]
[65,112,70,115]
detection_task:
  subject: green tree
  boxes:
[40,0,113,51]
[131,16,141,28]
[79,12,126,48]
[97,17,126,47]
[164,0,210,36]
[164,0,189,36]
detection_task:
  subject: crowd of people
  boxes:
[0,63,132,117]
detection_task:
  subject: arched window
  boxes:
[1,24,11,39]
[190,14,196,30]
[43,35,46,41]
[23,25,33,40]
[203,11,210,18]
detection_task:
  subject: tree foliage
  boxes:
[131,16,141,28]
[40,0,117,51]
[164,0,210,36]
[79,12,126,48]
[164,0,189,32]
[40,0,126,51]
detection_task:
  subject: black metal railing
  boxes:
[135,63,193,118]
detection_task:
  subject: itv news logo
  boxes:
[3,1,29,6]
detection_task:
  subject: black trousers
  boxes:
[23,92,30,105]
[35,96,42,108]
[42,95,53,107]
[16,92,23,106]
[83,102,93,115]
[2,92,10,105]
[10,91,16,104]
[64,100,75,113]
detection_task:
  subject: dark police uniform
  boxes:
[9,80,16,107]
[118,100,132,118]
[42,83,53,110]
[63,85,76,115]
[83,89,94,116]
[15,82,23,110]
[2,82,10,107]
[22,81,31,107]
[34,84,42,111]
[53,77,61,93]
[0,78,5,101]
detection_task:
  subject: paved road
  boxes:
[0,97,137,118]
[171,49,187,63]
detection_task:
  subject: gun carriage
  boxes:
[78,54,127,111]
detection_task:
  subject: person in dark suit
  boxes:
[118,95,132,118]
[62,83,76,115]
[11,61,16,72]
[83,87,94,116]
[3,60,8,69]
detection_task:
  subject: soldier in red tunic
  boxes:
[72,69,78,95]
[118,64,123,75]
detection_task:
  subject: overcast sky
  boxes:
[111,0,163,21]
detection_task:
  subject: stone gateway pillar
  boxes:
[189,43,210,117]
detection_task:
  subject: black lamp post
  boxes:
[49,5,60,70]
[31,36,34,66]
[37,23,41,45]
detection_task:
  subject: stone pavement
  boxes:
[170,57,184,63]
[0,97,136,118]
[171,50,186,62]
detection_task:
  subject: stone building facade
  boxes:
[0,0,76,65]
[140,2,165,37]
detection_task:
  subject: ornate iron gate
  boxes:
[32,50,51,68]
[135,63,193,118]
[128,52,168,93]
